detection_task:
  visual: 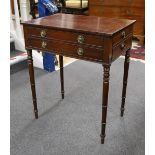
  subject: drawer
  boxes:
[24,26,104,48]
[26,38,104,62]
[112,36,132,61]
[113,25,133,46]
[89,0,144,7]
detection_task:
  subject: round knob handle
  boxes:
[121,31,126,38]
[120,43,125,50]
[77,35,85,44]
[40,30,46,37]
[77,48,84,56]
[41,41,47,49]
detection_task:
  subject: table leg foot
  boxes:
[61,92,64,99]
[120,108,125,117]
[100,134,106,144]
[120,49,130,117]
[101,65,110,144]
[34,110,38,119]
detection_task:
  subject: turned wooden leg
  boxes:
[27,50,38,119]
[101,65,111,144]
[120,49,130,117]
[59,55,64,99]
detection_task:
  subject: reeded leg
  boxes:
[101,65,111,144]
[59,55,64,99]
[27,50,38,119]
[120,49,130,117]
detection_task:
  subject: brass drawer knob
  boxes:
[121,31,126,38]
[41,41,47,49]
[120,43,125,50]
[77,48,84,56]
[40,30,46,37]
[77,35,85,44]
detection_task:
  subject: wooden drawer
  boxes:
[24,26,104,48]
[89,0,144,7]
[112,36,132,61]
[113,25,133,46]
[26,38,104,62]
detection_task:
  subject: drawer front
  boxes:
[26,38,104,62]
[113,25,133,46]
[25,26,104,48]
[112,36,132,61]
[89,0,144,7]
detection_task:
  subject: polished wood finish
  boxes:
[89,0,145,44]
[121,49,130,117]
[27,50,38,119]
[101,64,110,144]
[112,26,133,45]
[26,38,104,63]
[25,27,104,47]
[112,36,132,62]
[59,55,64,99]
[22,13,135,144]
[23,14,135,36]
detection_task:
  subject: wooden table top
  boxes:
[22,13,136,36]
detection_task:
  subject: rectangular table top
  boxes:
[22,13,136,36]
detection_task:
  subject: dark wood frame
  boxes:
[22,14,135,144]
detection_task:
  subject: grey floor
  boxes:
[10,58,145,155]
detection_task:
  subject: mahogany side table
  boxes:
[22,13,136,144]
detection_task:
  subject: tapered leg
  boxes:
[120,49,130,117]
[27,50,38,119]
[101,65,111,144]
[59,55,64,99]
